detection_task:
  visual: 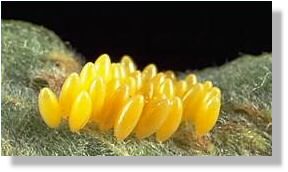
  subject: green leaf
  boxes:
[1,20,271,156]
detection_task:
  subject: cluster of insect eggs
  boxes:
[38,54,221,142]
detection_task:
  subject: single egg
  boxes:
[69,91,92,132]
[38,87,61,128]
[59,72,81,119]
[114,95,145,140]
[156,97,183,142]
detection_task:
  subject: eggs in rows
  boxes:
[38,54,221,142]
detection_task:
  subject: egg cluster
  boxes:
[38,54,221,142]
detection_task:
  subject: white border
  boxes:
[1,0,287,172]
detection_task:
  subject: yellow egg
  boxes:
[182,82,222,136]
[121,55,136,74]
[123,76,137,96]
[156,97,183,142]
[69,91,92,132]
[110,63,121,80]
[174,80,187,97]
[164,70,176,80]
[80,62,97,91]
[109,63,126,82]
[59,73,81,119]
[202,87,220,105]
[182,83,203,122]
[114,95,145,140]
[88,77,106,123]
[135,98,171,139]
[95,54,111,81]
[151,72,166,97]
[158,78,174,99]
[142,64,157,81]
[193,87,221,136]
[203,80,213,90]
[38,88,61,128]
[185,73,197,88]
[118,63,127,81]
[105,79,121,100]
[203,95,221,133]
[208,87,221,100]
[141,82,154,100]
[100,85,130,131]
[98,79,121,125]
[129,70,142,90]
[194,96,221,136]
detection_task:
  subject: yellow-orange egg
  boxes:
[164,70,176,80]
[95,53,111,81]
[156,97,183,142]
[182,83,204,122]
[123,76,137,96]
[121,55,136,74]
[100,85,130,131]
[69,91,92,132]
[135,98,171,139]
[185,73,197,88]
[110,63,121,80]
[114,95,145,140]
[158,78,174,99]
[88,77,106,123]
[59,72,81,119]
[141,82,154,100]
[142,64,157,82]
[151,72,166,97]
[193,87,221,136]
[80,62,97,91]
[38,87,61,128]
[97,79,121,124]
[174,80,187,97]
[129,70,142,90]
